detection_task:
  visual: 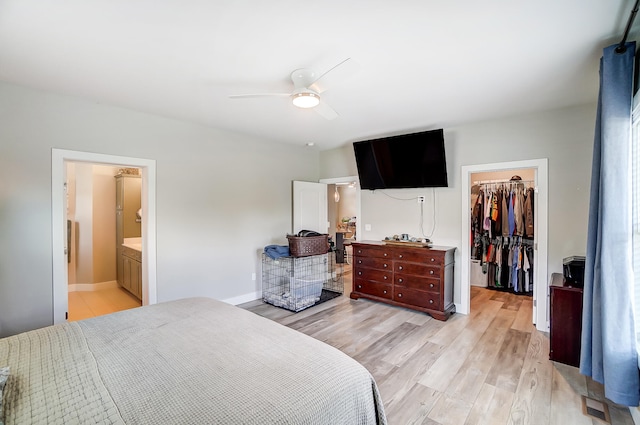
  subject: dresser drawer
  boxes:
[353,245,392,259]
[394,287,441,310]
[395,250,445,264]
[354,267,393,283]
[395,274,441,293]
[395,262,440,277]
[353,256,392,270]
[353,280,392,299]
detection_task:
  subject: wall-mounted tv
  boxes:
[353,129,448,190]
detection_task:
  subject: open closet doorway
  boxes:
[52,149,158,325]
[460,159,549,332]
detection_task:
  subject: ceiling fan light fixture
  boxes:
[292,92,320,108]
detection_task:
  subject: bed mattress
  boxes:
[0,297,386,424]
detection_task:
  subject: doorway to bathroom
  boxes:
[52,149,157,325]
[65,163,142,320]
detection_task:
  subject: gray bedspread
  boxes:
[0,297,386,424]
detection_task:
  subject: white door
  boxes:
[292,181,328,234]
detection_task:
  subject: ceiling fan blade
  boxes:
[314,101,338,120]
[229,93,290,99]
[309,58,359,93]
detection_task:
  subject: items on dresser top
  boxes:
[350,241,456,321]
[562,256,586,288]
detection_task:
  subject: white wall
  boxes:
[0,82,319,337]
[320,103,595,306]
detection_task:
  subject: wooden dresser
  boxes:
[350,241,456,321]
[549,273,583,367]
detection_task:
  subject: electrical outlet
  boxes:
[418,196,425,204]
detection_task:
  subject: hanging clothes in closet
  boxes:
[471,179,535,295]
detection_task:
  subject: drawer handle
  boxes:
[429,283,434,288]
[398,293,403,298]
[358,271,362,275]
[358,260,362,264]
[430,258,435,262]
[429,299,434,304]
[398,278,403,283]
[398,266,403,270]
[383,263,388,268]
[357,285,362,289]
[399,254,403,258]
[429,270,434,275]
[358,250,362,254]
[384,253,388,257]
[383,290,387,294]
[384,276,388,280]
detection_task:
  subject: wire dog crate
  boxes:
[262,252,343,312]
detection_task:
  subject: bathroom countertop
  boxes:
[122,237,142,252]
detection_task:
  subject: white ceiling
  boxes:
[0,1,634,150]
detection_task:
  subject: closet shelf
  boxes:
[473,179,535,185]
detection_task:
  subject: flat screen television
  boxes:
[353,129,448,190]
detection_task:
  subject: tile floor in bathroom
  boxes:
[68,287,141,321]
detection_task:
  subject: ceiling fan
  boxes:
[228,58,354,120]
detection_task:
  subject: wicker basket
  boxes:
[287,234,329,257]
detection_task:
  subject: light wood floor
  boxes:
[68,287,141,321]
[241,287,633,425]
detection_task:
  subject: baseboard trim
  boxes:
[68,280,119,292]
[222,291,261,306]
[631,405,640,425]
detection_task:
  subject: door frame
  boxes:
[460,158,549,332]
[52,148,157,324]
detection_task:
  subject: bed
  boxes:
[0,297,386,424]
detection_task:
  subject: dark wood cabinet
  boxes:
[549,273,583,367]
[350,242,455,321]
